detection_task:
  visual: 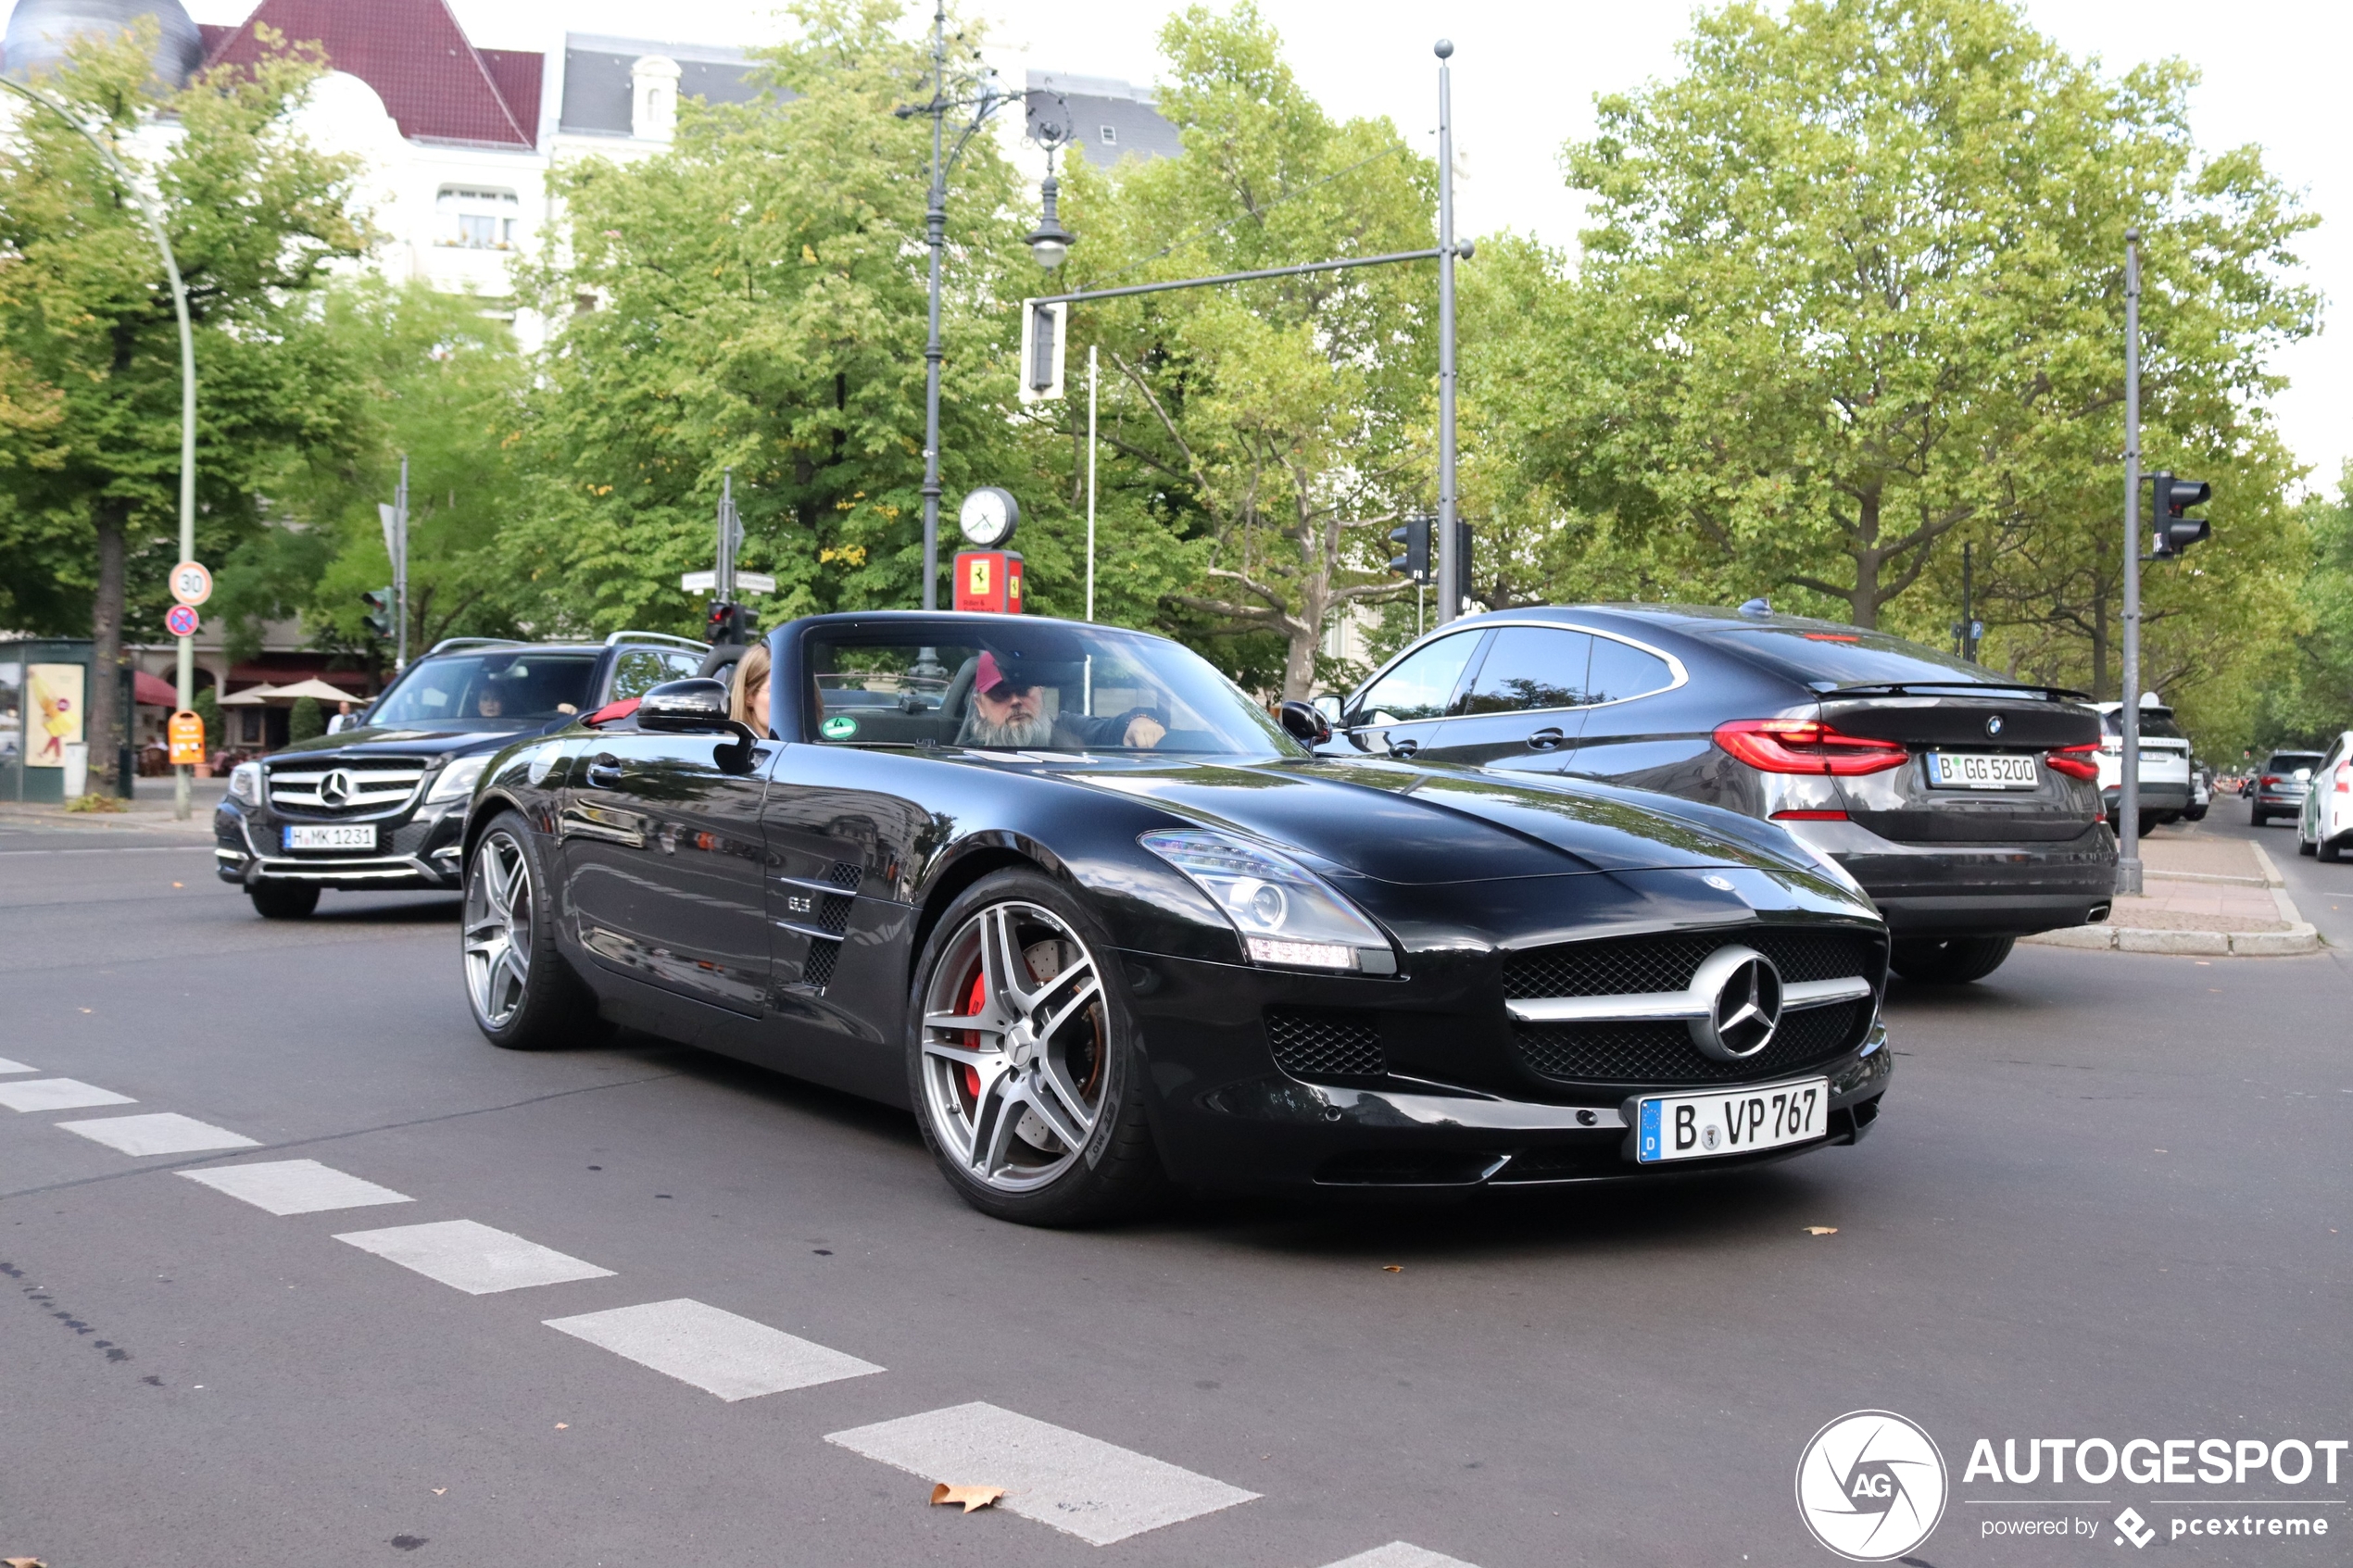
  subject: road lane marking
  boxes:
[0,1078,135,1113]
[543,1298,883,1400]
[824,1401,1258,1546]
[333,1219,614,1295]
[178,1159,413,1215]
[55,1113,259,1157]
[1318,1545,1483,1568]
[0,1057,32,1073]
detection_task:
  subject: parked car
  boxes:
[2250,749,2324,828]
[214,633,711,918]
[2184,760,2212,822]
[455,611,1894,1224]
[1324,605,2114,985]
[2090,699,2195,833]
[2295,736,2353,857]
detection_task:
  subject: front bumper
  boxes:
[1123,948,1893,1194]
[214,800,468,892]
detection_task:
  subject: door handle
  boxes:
[585,754,623,788]
[1527,727,1566,752]
[1388,736,1420,759]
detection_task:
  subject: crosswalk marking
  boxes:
[179,1159,413,1215]
[0,1057,33,1074]
[333,1219,614,1295]
[0,1078,135,1113]
[1317,1544,1482,1568]
[825,1401,1259,1546]
[543,1298,883,1401]
[55,1112,259,1157]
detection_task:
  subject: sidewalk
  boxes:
[2025,829,2319,956]
[0,777,224,837]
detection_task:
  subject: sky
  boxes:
[188,0,2352,495]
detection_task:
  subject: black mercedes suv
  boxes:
[215,634,712,917]
[1325,605,2116,985]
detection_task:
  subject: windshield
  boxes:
[1704,623,1999,687]
[803,621,1301,759]
[2264,753,2322,772]
[367,651,598,727]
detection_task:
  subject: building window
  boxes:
[436,186,521,250]
[1100,125,1117,144]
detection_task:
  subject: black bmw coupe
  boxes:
[457,612,1894,1225]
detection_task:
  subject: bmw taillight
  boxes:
[2045,744,2099,782]
[1713,720,1908,776]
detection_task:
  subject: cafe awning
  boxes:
[132,670,180,707]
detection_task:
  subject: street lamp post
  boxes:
[2118,228,2145,897]
[1433,39,1461,624]
[0,76,198,818]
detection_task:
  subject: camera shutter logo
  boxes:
[1794,1410,1947,1562]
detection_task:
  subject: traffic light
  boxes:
[361,587,394,638]
[1454,519,1474,599]
[705,601,750,646]
[2150,472,2211,558]
[1018,299,1066,404]
[1388,514,1431,583]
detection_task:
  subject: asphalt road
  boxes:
[1,821,2346,1568]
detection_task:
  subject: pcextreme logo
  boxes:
[1795,1410,1950,1562]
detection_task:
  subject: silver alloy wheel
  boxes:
[919,900,1109,1193]
[463,830,534,1030]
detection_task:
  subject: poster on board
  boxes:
[27,662,84,768]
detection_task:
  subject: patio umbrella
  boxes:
[268,678,370,705]
[216,684,283,706]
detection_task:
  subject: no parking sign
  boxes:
[165,604,200,637]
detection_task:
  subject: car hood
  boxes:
[1056,755,1835,886]
[270,723,540,761]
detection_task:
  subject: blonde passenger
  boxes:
[730,643,772,738]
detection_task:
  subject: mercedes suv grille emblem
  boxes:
[319,769,354,808]
[1686,944,1783,1060]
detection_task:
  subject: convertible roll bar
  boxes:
[606,631,710,653]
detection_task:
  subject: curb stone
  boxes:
[2021,922,2322,957]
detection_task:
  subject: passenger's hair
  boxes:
[729,642,772,737]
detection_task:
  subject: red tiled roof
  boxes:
[202,0,538,148]
[477,48,543,142]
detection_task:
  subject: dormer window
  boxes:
[437,186,520,250]
[1100,125,1117,144]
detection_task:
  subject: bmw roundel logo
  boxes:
[1984,715,2004,737]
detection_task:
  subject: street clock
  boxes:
[958,486,1020,548]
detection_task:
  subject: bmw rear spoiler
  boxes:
[1808,681,2095,702]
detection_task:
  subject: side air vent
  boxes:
[1265,1008,1385,1080]
[802,938,841,991]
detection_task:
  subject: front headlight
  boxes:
[228,761,261,806]
[425,754,490,804]
[1140,828,1392,971]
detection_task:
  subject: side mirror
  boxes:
[638,678,733,733]
[1277,698,1331,746]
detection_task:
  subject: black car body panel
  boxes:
[1327,606,2116,940]
[215,637,711,895]
[459,612,1894,1195]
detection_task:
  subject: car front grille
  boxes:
[1501,928,1880,999]
[1265,1008,1386,1079]
[1515,998,1868,1086]
[267,759,428,815]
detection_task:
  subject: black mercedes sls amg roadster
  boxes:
[455,611,1894,1224]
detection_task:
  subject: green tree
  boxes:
[510,0,1033,638]
[2246,466,2353,750]
[1056,3,1436,697]
[287,693,321,741]
[1540,0,2316,663]
[0,25,370,790]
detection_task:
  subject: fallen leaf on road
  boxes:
[1803,1226,1838,1236]
[554,1423,568,1430]
[931,1484,1005,1513]
[1382,1264,1403,1273]
[7,1556,49,1566]
[171,882,182,888]
[432,1488,446,1496]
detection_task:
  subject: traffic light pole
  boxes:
[394,455,409,673]
[2118,228,2144,897]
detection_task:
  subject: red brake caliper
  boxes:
[962,970,988,1100]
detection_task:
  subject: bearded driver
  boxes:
[956,651,1167,750]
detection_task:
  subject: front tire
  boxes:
[907,869,1164,1226]
[2320,837,2342,863]
[2251,806,2269,826]
[2300,833,2319,857]
[249,881,320,920]
[463,812,598,1050]
[1889,935,2015,985]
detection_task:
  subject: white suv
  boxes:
[2091,698,2194,833]
[2296,734,2353,860]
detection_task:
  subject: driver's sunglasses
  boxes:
[979,681,1037,701]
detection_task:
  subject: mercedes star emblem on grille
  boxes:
[1985,714,2005,736]
[1686,945,1782,1060]
[319,769,354,808]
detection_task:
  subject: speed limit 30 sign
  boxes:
[170,561,212,606]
